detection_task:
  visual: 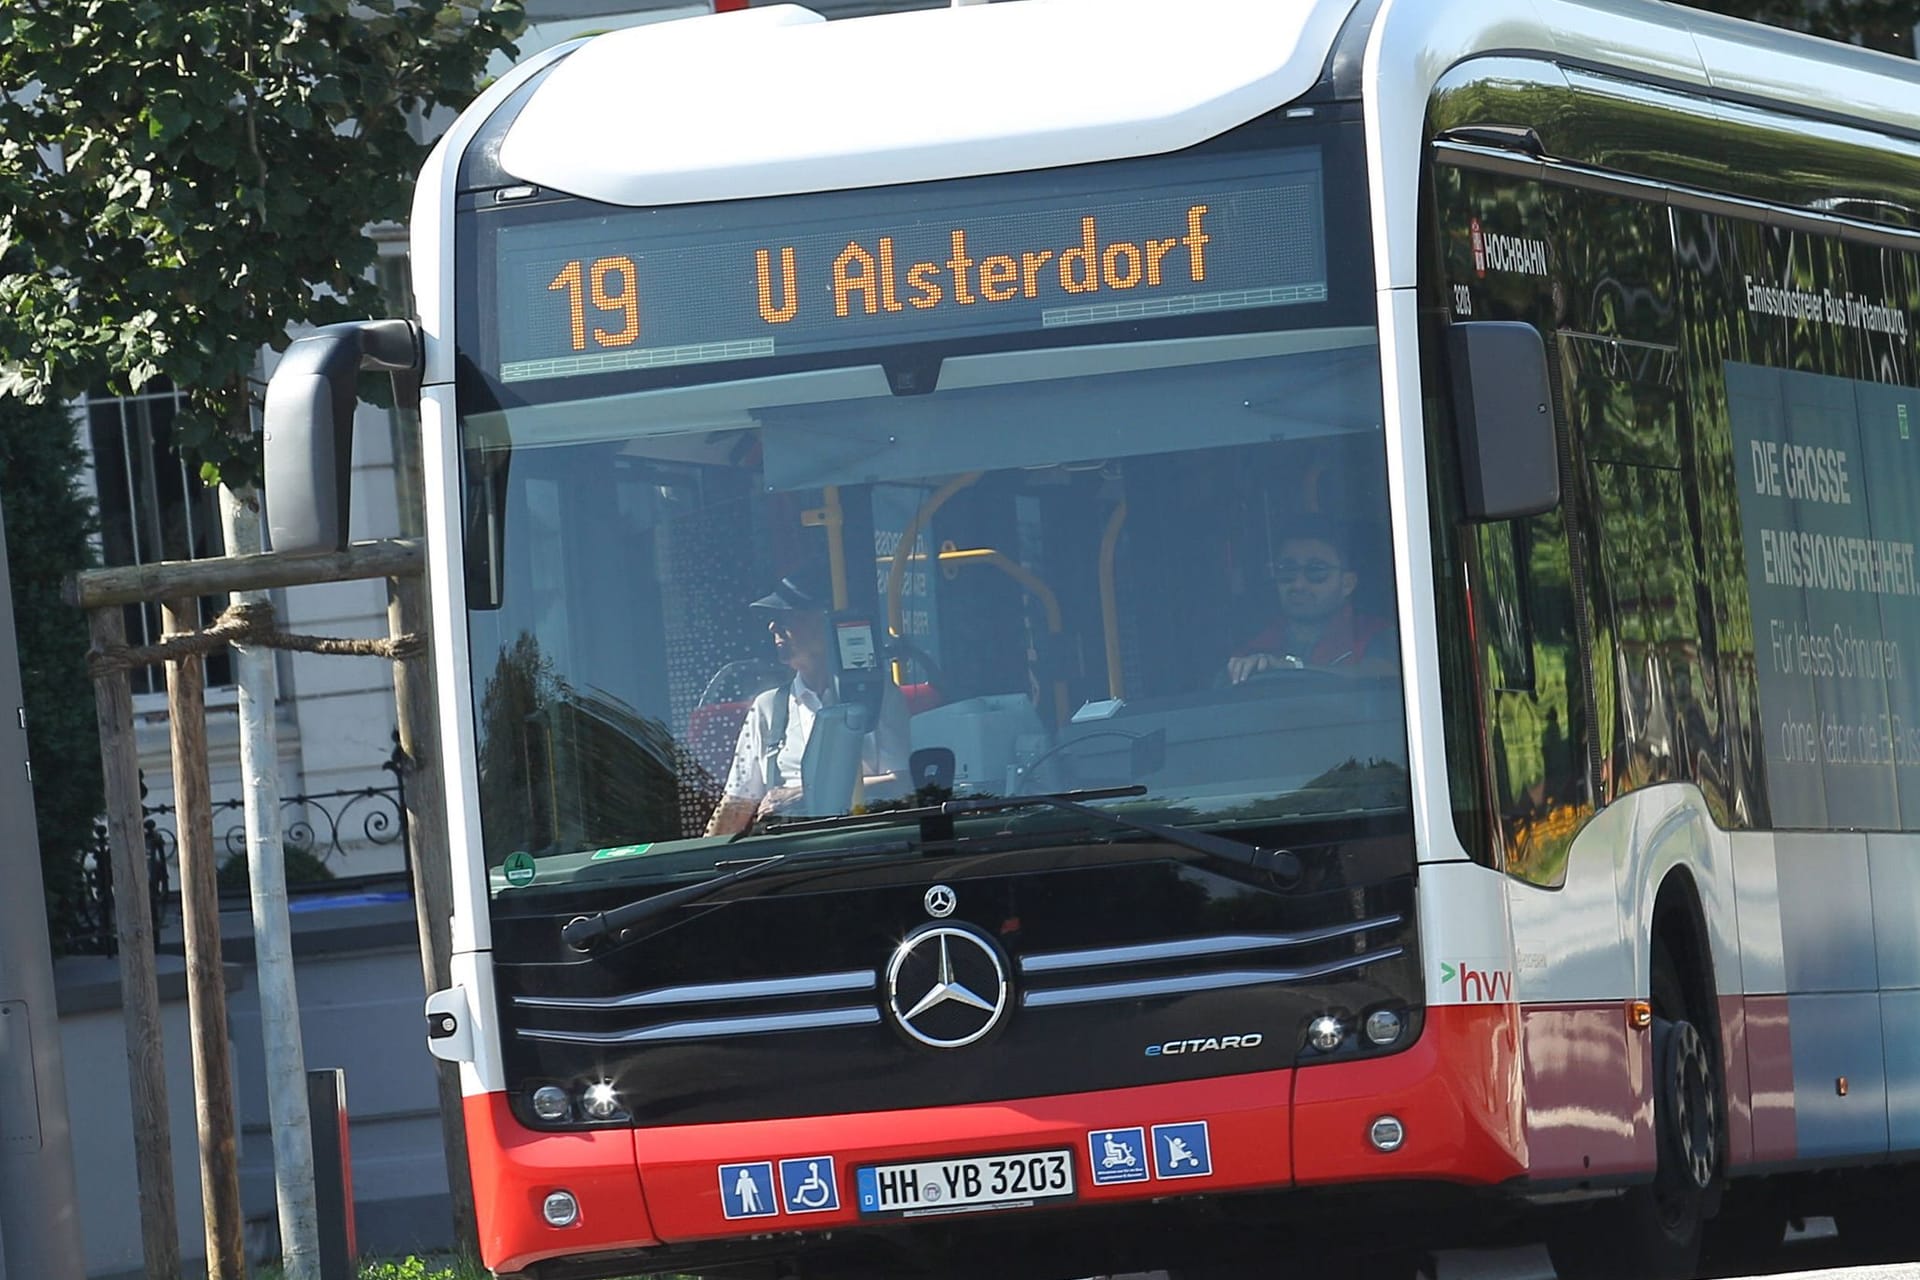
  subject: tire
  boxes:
[1698,1182,1787,1277]
[1546,1014,1720,1280]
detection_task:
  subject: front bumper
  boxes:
[469,1004,1524,1276]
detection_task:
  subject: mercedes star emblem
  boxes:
[924,884,957,918]
[885,924,1009,1049]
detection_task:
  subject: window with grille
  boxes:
[85,379,234,695]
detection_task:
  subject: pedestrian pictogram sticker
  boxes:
[1151,1121,1212,1180]
[718,1162,777,1219]
[1088,1127,1149,1185]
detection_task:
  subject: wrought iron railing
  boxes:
[143,784,410,881]
[66,748,411,955]
[65,812,173,958]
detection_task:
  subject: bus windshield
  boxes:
[457,124,1407,894]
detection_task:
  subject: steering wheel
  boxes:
[1213,659,1345,692]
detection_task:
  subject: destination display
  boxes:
[492,150,1329,382]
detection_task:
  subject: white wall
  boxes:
[56,960,232,1280]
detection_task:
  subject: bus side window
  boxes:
[1472,504,1595,886]
[1587,441,1725,821]
[1475,522,1535,692]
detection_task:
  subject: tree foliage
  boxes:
[0,394,102,947]
[0,0,523,485]
[1675,0,1918,56]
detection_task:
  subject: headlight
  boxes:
[1307,1015,1344,1051]
[1364,1009,1404,1046]
[580,1080,621,1121]
[531,1086,571,1122]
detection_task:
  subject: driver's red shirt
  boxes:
[1237,603,1392,669]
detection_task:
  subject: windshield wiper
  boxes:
[767,784,1301,885]
[560,839,913,951]
[942,790,1303,886]
[763,784,1146,837]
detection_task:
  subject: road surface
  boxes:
[1437,1220,1919,1280]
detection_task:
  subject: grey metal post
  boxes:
[220,486,321,1280]
[0,490,87,1280]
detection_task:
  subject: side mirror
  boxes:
[1447,321,1560,521]
[262,319,421,555]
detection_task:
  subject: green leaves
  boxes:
[0,393,103,952]
[0,0,526,486]
[145,90,195,141]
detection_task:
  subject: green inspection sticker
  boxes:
[502,852,537,887]
[590,844,654,861]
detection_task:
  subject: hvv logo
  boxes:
[1440,959,1513,1003]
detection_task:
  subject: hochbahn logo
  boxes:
[1469,218,1550,279]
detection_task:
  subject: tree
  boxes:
[0,395,103,949]
[0,0,524,485]
[1675,0,1918,56]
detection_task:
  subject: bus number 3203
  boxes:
[987,1154,1069,1197]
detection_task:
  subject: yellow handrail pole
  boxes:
[827,487,849,608]
[884,472,980,681]
[1099,502,1128,700]
[801,486,852,609]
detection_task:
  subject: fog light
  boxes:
[1364,1009,1404,1046]
[1308,1015,1344,1051]
[580,1080,620,1121]
[531,1086,570,1122]
[1369,1116,1405,1153]
[542,1190,580,1227]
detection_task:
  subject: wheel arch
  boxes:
[1650,864,1732,1197]
[1650,866,1720,1036]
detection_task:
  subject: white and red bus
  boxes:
[263,2,1920,1277]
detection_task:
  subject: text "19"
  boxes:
[548,256,640,350]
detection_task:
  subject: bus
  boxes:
[262,1,1920,1277]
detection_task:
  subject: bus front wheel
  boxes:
[1547,1006,1720,1279]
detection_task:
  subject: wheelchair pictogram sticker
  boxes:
[780,1156,840,1213]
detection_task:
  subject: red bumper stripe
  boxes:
[466,1007,1528,1273]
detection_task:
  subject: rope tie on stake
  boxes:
[87,600,424,677]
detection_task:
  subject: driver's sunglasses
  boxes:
[1273,559,1339,584]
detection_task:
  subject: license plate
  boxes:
[856,1148,1074,1217]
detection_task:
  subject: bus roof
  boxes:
[495,0,1367,207]
[492,0,1920,210]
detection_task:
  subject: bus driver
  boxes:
[705,573,912,836]
[1227,522,1397,682]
